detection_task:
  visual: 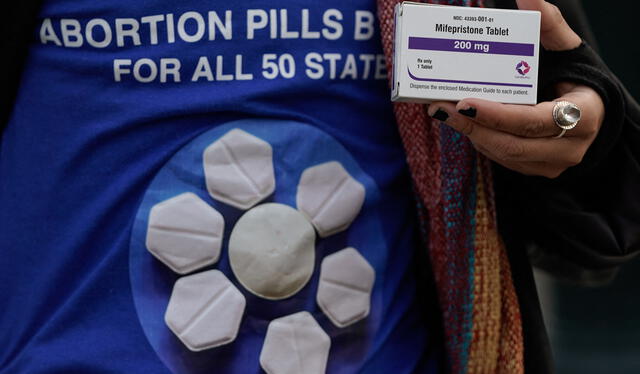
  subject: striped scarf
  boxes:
[376,1,525,373]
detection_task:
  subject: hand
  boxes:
[427,0,605,178]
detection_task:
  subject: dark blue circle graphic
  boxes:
[129,120,387,374]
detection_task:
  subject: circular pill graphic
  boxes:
[129,120,387,374]
[229,203,316,300]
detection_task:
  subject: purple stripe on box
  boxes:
[408,68,533,88]
[408,37,534,56]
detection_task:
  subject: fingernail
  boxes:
[458,107,477,118]
[432,109,449,122]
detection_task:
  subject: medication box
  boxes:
[392,2,540,104]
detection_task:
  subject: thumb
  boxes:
[516,0,581,51]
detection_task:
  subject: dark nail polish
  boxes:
[458,107,477,118]
[432,109,449,122]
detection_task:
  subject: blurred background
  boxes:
[536,3,640,373]
[583,2,640,98]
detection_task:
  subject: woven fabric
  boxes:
[376,1,525,373]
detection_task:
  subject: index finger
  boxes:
[455,98,560,138]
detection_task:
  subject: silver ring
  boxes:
[552,101,581,138]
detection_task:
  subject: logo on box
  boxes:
[516,60,531,76]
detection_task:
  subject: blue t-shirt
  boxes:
[0,1,440,373]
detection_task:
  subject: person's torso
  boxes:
[0,1,440,373]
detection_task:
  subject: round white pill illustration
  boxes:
[259,311,331,374]
[229,203,316,300]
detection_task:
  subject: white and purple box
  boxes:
[392,2,540,104]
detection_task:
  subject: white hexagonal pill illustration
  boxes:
[165,270,246,351]
[229,203,316,300]
[296,161,365,238]
[203,129,275,210]
[146,193,224,274]
[260,311,331,374]
[317,247,375,328]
